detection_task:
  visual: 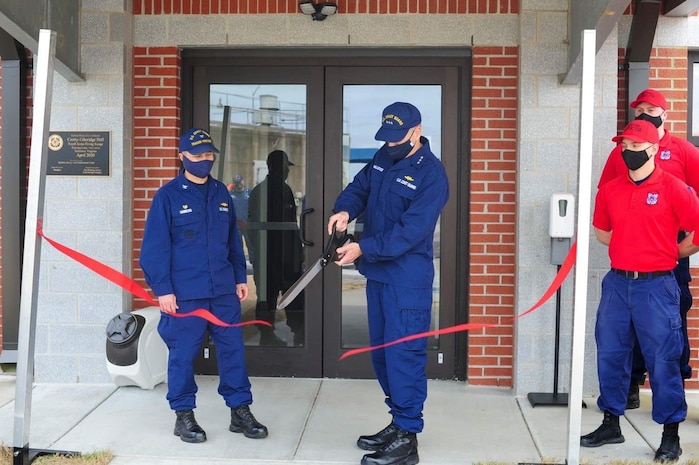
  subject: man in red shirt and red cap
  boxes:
[582,119,699,462]
[598,89,699,410]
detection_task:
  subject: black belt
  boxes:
[611,268,672,280]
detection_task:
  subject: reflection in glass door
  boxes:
[209,84,308,348]
[339,85,444,352]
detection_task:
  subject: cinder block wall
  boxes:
[32,1,133,382]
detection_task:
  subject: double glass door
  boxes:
[185,51,466,379]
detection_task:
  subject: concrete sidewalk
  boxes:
[2,373,699,464]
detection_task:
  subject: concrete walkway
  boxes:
[2,373,699,464]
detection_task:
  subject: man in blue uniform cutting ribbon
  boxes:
[328,102,449,465]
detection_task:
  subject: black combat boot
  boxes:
[580,411,624,447]
[230,405,268,439]
[361,428,419,465]
[174,409,207,443]
[654,422,682,462]
[626,382,640,410]
[357,423,399,451]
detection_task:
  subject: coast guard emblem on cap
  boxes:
[188,129,214,146]
[382,113,405,127]
[660,150,671,160]
[646,192,658,205]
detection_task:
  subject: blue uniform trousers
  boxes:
[366,280,432,433]
[631,279,693,382]
[596,271,686,424]
[157,294,252,411]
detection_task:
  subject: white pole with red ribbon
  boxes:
[566,28,597,465]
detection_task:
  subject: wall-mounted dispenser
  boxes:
[549,193,575,265]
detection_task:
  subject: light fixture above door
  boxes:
[298,0,338,21]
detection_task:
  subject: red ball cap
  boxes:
[612,120,659,145]
[630,88,667,110]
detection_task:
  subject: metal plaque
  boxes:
[47,131,110,176]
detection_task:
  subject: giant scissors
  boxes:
[276,226,353,310]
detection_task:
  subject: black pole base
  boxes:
[527,391,569,407]
[13,446,81,465]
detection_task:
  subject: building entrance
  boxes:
[184,49,470,379]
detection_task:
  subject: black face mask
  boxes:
[635,112,663,129]
[622,148,651,171]
[385,140,414,160]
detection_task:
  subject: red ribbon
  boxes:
[340,241,577,360]
[36,220,271,328]
[35,217,575,345]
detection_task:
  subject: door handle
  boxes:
[300,207,314,246]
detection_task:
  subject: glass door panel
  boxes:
[340,85,443,352]
[209,84,308,349]
[323,66,459,379]
[189,64,326,378]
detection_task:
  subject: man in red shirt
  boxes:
[598,89,699,409]
[582,120,699,462]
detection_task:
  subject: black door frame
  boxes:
[181,48,472,380]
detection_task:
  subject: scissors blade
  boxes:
[277,259,324,309]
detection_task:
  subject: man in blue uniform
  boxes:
[328,102,449,465]
[140,127,268,443]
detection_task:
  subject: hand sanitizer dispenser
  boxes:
[549,193,575,265]
[549,193,575,238]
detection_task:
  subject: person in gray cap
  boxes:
[328,102,449,465]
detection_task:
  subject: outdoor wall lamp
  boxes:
[299,0,338,21]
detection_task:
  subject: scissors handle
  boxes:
[322,224,354,265]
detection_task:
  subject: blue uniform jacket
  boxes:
[139,173,247,301]
[333,138,449,288]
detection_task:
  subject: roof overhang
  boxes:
[663,0,699,16]
[563,0,633,85]
[563,0,699,85]
[0,0,82,82]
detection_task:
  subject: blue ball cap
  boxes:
[374,102,422,142]
[179,127,220,154]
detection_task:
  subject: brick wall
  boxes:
[468,46,518,386]
[132,47,182,304]
[617,47,627,132]
[133,0,519,14]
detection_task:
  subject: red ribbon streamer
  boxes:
[340,241,577,360]
[36,220,271,328]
